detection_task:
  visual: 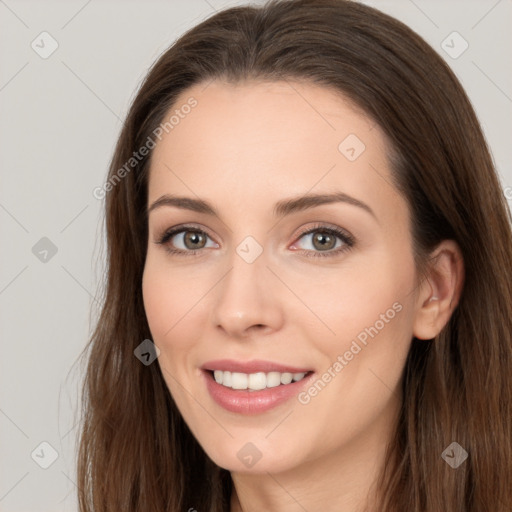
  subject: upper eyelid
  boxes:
[159,223,215,240]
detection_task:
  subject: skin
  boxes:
[142,80,464,512]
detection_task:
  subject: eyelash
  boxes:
[155,223,355,259]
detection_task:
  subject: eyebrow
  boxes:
[147,191,377,221]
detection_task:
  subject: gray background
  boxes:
[0,0,510,510]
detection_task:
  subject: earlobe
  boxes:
[412,240,465,341]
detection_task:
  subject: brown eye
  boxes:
[311,231,337,251]
[291,224,355,258]
[182,231,207,250]
[157,225,218,256]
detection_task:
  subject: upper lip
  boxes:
[201,359,313,374]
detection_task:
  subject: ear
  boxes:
[413,240,465,340]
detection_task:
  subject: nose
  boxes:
[210,249,285,339]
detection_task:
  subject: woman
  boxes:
[76,0,512,510]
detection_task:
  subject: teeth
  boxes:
[212,370,308,390]
[281,373,293,385]
[232,372,248,390]
[222,370,232,387]
[266,372,281,388]
[248,372,266,390]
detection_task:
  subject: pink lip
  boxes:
[200,368,315,415]
[200,359,312,374]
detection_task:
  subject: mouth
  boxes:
[200,361,316,414]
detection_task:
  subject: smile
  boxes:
[201,368,315,414]
[212,370,308,391]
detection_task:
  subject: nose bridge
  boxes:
[211,237,284,335]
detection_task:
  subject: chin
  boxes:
[199,436,301,475]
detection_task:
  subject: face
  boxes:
[142,80,420,475]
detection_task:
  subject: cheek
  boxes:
[299,247,415,421]
[290,282,413,461]
[288,255,411,349]
[142,261,203,407]
[142,257,209,347]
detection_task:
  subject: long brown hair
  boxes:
[75,0,512,510]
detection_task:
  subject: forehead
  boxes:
[147,80,405,227]
[153,79,376,160]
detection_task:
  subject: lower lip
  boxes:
[202,370,315,415]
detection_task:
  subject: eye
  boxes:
[155,224,218,256]
[290,223,355,258]
[154,222,355,258]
